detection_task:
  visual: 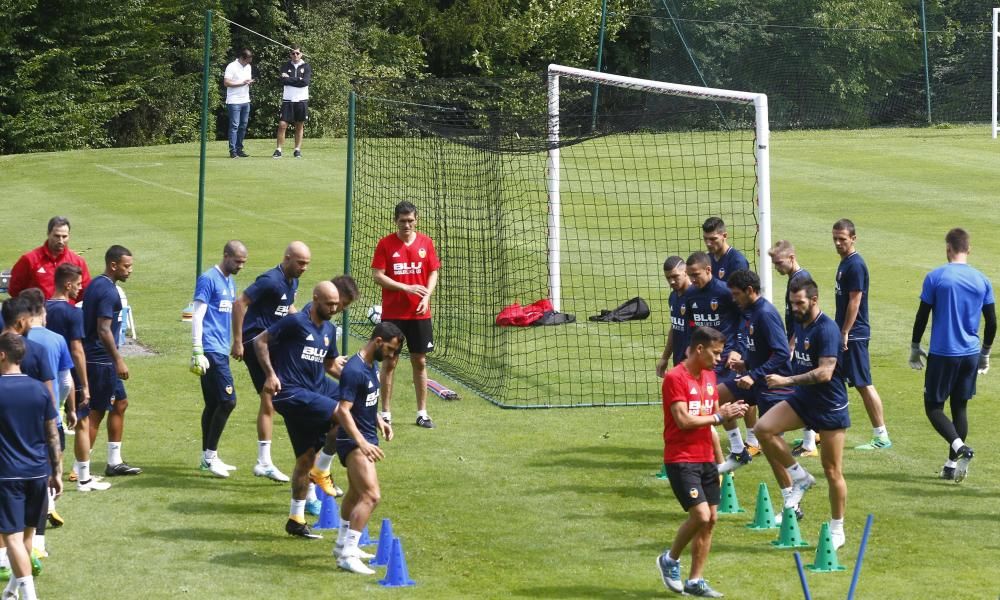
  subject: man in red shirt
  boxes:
[371,201,440,429]
[8,217,91,303]
[657,326,747,598]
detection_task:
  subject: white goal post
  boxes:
[993,8,999,138]
[545,64,773,309]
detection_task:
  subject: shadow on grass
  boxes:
[167,500,278,515]
[913,509,999,523]
[105,465,286,491]
[892,484,994,498]
[145,527,278,543]
[528,446,655,471]
[513,585,664,599]
[530,484,660,500]
[210,550,331,570]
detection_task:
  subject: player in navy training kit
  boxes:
[702,216,749,283]
[231,241,310,482]
[254,282,345,539]
[758,277,850,549]
[832,219,891,451]
[769,240,818,457]
[332,322,404,575]
[657,255,693,377]
[684,252,757,469]
[910,228,996,483]
[190,241,248,479]
[0,333,62,600]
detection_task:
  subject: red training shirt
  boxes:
[371,232,440,320]
[662,362,719,464]
[8,243,92,304]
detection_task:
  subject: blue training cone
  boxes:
[358,524,374,547]
[378,537,416,587]
[370,518,395,566]
[312,493,340,530]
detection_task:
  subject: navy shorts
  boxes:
[0,478,48,534]
[786,391,851,432]
[840,339,873,388]
[241,335,267,394]
[335,436,380,468]
[924,353,978,406]
[86,362,127,413]
[757,388,794,416]
[665,462,721,511]
[201,352,237,407]
[273,385,338,457]
[387,318,431,354]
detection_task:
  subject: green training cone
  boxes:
[654,464,669,480]
[746,482,779,530]
[806,522,846,572]
[771,506,810,548]
[717,472,745,514]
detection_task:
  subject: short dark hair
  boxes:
[239,48,253,60]
[702,216,726,234]
[47,216,71,233]
[105,244,132,265]
[331,275,359,306]
[690,325,726,349]
[1,297,31,326]
[789,276,819,299]
[946,228,970,253]
[0,331,26,365]
[223,240,246,257]
[833,218,856,236]
[18,288,45,316]
[394,201,418,220]
[663,255,685,272]
[686,251,711,269]
[372,321,404,345]
[55,263,83,288]
[727,269,760,294]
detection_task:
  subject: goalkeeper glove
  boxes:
[908,343,927,370]
[190,346,210,376]
[978,352,990,375]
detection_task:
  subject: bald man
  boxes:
[231,242,311,483]
[254,282,346,539]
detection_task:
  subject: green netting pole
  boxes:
[590,0,609,130]
[196,9,212,279]
[342,91,356,356]
[920,0,932,124]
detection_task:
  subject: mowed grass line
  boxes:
[0,127,998,599]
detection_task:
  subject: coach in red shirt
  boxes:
[656,326,747,598]
[371,201,440,429]
[8,217,91,303]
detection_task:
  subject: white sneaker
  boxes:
[337,554,375,575]
[215,457,237,471]
[253,462,290,482]
[77,477,112,492]
[333,544,375,560]
[201,458,230,478]
[830,526,846,550]
[785,472,816,509]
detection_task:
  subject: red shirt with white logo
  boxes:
[662,362,719,464]
[371,232,440,320]
[8,243,91,304]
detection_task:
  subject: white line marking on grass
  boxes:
[95,164,335,242]
[99,162,164,168]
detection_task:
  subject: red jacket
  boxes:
[8,243,92,303]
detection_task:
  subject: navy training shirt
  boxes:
[265,304,337,393]
[82,275,122,363]
[711,247,750,282]
[684,277,742,355]
[834,253,871,341]
[336,353,381,445]
[791,312,848,413]
[45,299,85,343]
[0,374,57,479]
[242,265,298,340]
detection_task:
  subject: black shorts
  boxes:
[86,362,127,414]
[201,352,237,407]
[924,353,978,406]
[840,339,873,388]
[0,478,48,534]
[387,318,433,354]
[242,335,267,394]
[665,462,720,511]
[334,437,379,468]
[273,386,338,457]
[279,100,308,124]
[786,392,851,432]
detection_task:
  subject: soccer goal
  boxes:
[346,66,771,408]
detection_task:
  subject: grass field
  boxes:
[2,126,999,599]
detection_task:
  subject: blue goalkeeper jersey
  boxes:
[193,265,237,355]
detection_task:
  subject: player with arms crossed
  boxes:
[372,201,440,429]
[757,277,850,549]
[332,322,404,574]
[656,326,748,598]
[832,219,891,450]
[909,228,995,482]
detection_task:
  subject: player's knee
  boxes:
[362,487,381,508]
[411,354,426,368]
[113,398,129,413]
[220,398,237,414]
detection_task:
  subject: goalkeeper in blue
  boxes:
[910,228,995,483]
[190,241,248,478]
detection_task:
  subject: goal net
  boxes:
[346,66,770,408]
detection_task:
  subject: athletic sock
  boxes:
[780,487,793,504]
[873,426,888,438]
[802,429,817,451]
[344,529,362,554]
[306,482,317,503]
[726,427,745,454]
[746,429,759,447]
[417,409,429,420]
[786,463,807,481]
[830,517,845,534]
[203,449,217,462]
[337,521,350,547]
[33,534,45,554]
[0,546,8,568]
[315,450,334,472]
[2,576,15,598]
[944,459,958,468]
[951,438,966,452]
[16,576,37,600]
[107,442,122,465]
[289,499,306,522]
[258,440,272,465]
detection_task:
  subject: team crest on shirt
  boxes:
[324,336,330,346]
[718,268,726,279]
[748,324,755,336]
[689,488,699,499]
[225,385,234,395]
[710,299,719,311]
[418,247,427,259]
[804,338,810,350]
[706,383,714,396]
[680,305,686,316]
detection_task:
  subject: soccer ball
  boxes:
[366,305,382,325]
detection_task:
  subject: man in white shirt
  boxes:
[224,49,254,159]
[272,45,312,159]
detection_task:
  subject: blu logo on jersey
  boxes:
[365,390,378,407]
[392,262,423,276]
[301,346,327,363]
